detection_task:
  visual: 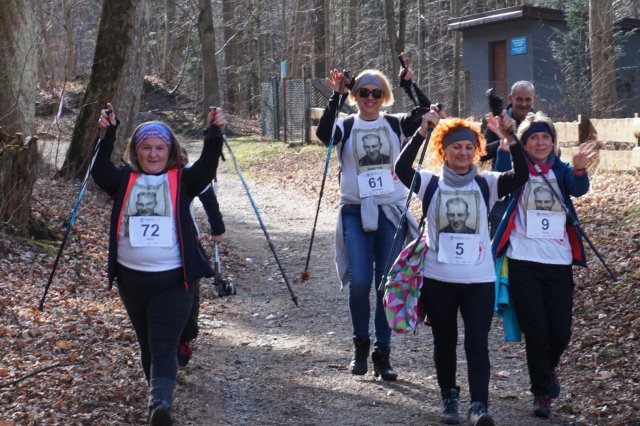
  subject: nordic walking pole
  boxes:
[301,70,351,282]
[486,89,617,282]
[222,135,299,306]
[377,127,434,292]
[38,129,106,311]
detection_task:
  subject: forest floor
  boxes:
[1,82,639,425]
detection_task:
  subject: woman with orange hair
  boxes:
[395,111,528,425]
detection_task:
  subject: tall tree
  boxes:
[0,0,40,235]
[589,0,618,116]
[198,0,221,117]
[222,0,238,113]
[60,0,145,179]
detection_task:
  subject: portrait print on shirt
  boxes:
[435,191,480,237]
[523,179,566,240]
[123,179,171,237]
[352,127,393,173]
[525,180,561,214]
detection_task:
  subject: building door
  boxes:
[491,41,508,102]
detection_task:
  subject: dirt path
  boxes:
[171,152,574,426]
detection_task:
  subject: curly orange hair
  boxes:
[430,118,486,165]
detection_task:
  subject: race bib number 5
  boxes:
[357,170,394,198]
[526,210,566,239]
[129,216,173,247]
[437,233,480,265]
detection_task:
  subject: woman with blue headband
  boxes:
[92,103,227,425]
[395,110,528,426]
[492,112,596,419]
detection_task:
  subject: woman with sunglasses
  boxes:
[316,69,424,381]
[394,111,528,425]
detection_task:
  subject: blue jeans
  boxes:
[341,204,406,349]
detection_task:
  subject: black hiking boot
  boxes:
[468,401,494,426]
[371,347,397,381]
[533,394,551,418]
[349,337,370,375]
[440,387,460,424]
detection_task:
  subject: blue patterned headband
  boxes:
[133,123,173,148]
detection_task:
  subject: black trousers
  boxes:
[116,265,195,383]
[180,280,200,343]
[508,258,574,396]
[421,279,495,405]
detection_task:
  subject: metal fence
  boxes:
[260,76,639,141]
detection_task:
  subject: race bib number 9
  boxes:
[437,233,480,265]
[526,210,566,239]
[357,170,394,198]
[129,216,174,247]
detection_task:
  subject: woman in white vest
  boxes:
[395,111,528,425]
[316,69,424,381]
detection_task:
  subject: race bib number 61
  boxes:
[357,170,394,198]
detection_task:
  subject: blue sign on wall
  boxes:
[511,37,527,55]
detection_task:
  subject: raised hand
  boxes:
[326,69,349,93]
[572,141,597,170]
[98,102,116,129]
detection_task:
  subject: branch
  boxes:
[0,361,83,388]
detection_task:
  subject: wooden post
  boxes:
[303,65,311,144]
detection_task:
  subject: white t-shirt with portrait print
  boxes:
[416,170,502,284]
[117,173,182,272]
[336,114,406,202]
[506,172,572,265]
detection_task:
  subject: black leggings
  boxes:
[508,258,574,396]
[116,265,196,383]
[421,279,495,405]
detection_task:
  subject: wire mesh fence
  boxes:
[260,76,640,142]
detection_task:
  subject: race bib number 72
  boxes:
[129,216,173,247]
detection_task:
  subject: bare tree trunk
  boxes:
[35,1,56,91]
[324,0,331,74]
[62,0,76,81]
[222,0,238,113]
[383,0,400,106]
[111,0,149,161]
[311,0,327,78]
[0,0,39,234]
[61,0,143,179]
[589,0,618,117]
[198,0,221,117]
[397,0,406,53]
[450,0,461,116]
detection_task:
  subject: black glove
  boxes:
[410,106,430,123]
[399,74,412,90]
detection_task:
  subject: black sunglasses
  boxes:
[357,88,384,99]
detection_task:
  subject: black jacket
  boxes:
[91,124,223,288]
